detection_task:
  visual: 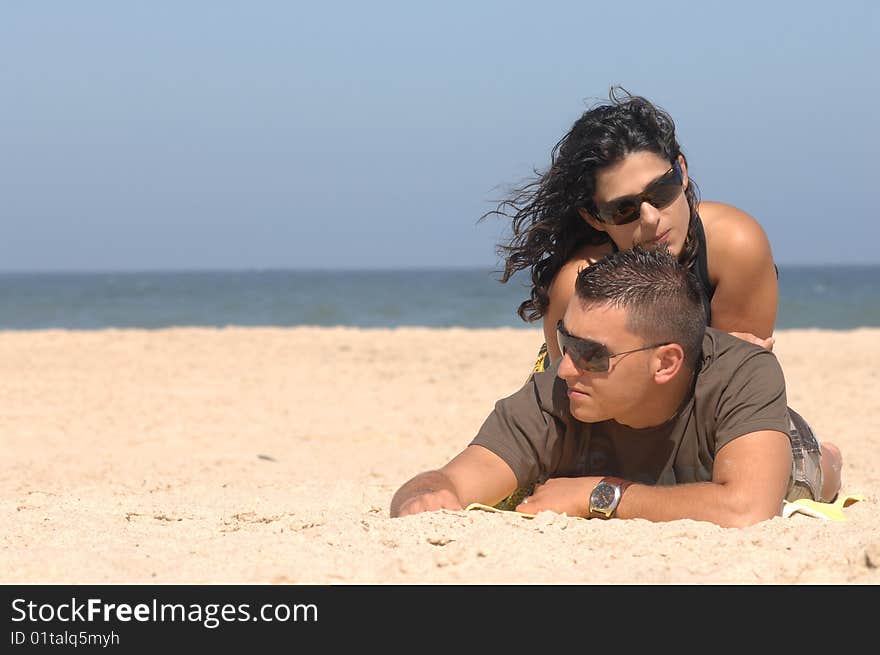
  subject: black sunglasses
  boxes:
[592,161,684,226]
[556,320,669,372]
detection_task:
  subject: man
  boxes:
[390,247,841,527]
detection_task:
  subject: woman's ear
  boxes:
[577,207,608,234]
[653,343,685,384]
[677,154,689,188]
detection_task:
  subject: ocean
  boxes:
[0,266,878,331]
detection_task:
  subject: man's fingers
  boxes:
[515,498,540,513]
[396,491,462,517]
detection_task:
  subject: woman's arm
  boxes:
[701,201,779,340]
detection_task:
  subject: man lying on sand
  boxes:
[391,247,842,527]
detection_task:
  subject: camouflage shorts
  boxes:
[786,408,824,502]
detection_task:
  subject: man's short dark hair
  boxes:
[574,246,706,369]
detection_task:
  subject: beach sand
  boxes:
[2,326,878,584]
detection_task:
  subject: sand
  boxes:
[1,326,878,585]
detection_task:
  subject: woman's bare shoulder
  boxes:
[548,243,614,307]
[698,201,767,241]
[699,201,771,253]
[552,243,614,286]
[566,242,615,269]
[698,201,774,279]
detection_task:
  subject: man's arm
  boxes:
[615,429,792,527]
[519,430,792,528]
[390,445,519,518]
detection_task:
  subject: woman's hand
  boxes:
[729,331,775,351]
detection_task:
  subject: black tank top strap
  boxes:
[692,213,715,325]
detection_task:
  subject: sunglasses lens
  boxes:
[605,201,639,226]
[557,327,609,372]
[646,178,682,210]
[595,164,683,226]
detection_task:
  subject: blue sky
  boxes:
[2,1,878,271]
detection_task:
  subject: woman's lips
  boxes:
[645,229,671,245]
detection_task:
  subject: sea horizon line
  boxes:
[1,262,878,276]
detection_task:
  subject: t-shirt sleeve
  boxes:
[469,369,562,487]
[713,348,790,452]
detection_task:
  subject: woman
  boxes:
[485,87,841,504]
[487,87,778,368]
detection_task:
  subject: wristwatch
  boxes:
[588,477,633,519]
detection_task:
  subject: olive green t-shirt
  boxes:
[470,328,790,488]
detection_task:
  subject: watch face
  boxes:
[591,482,617,509]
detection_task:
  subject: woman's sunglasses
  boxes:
[591,161,684,226]
[556,320,669,372]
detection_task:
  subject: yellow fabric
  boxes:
[468,493,866,521]
[532,342,549,374]
[781,493,865,521]
[466,503,538,519]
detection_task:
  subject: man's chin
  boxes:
[569,400,609,424]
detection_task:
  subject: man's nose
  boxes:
[557,352,580,380]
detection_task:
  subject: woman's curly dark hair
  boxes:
[482,87,701,322]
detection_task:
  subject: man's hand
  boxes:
[390,470,465,518]
[389,446,519,518]
[394,488,463,518]
[729,331,775,351]
[515,476,603,517]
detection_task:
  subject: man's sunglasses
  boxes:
[556,320,669,372]
[591,161,684,226]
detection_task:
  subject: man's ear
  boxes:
[653,343,685,384]
[577,207,608,234]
